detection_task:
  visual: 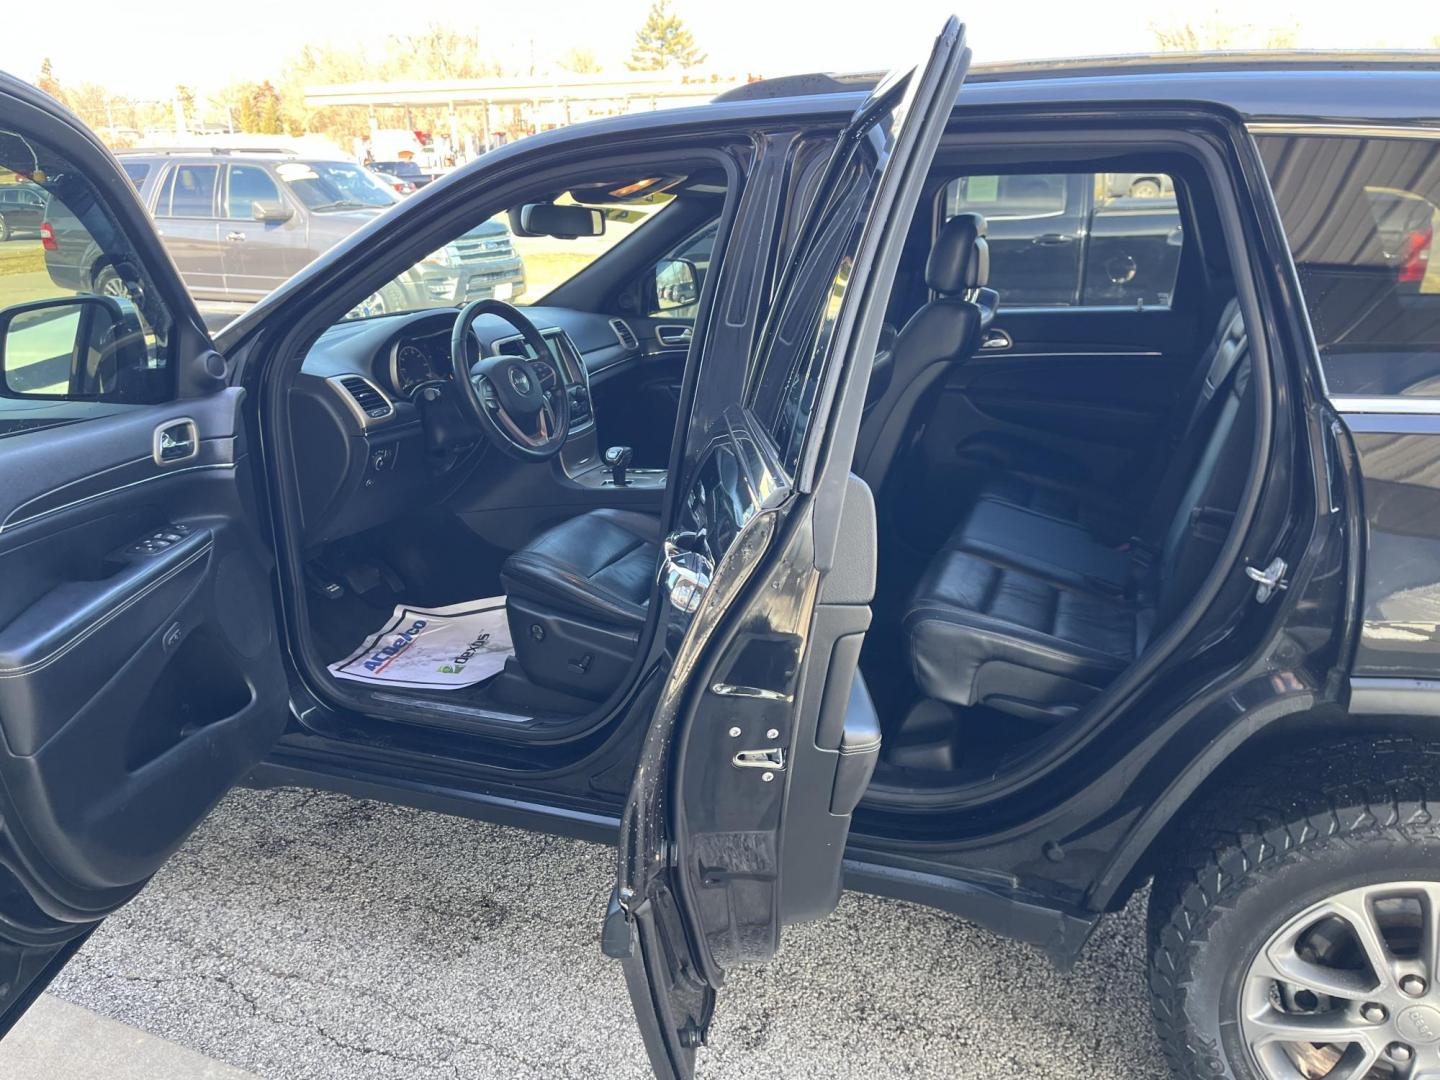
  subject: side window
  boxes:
[0,133,173,404]
[120,161,150,189]
[1256,133,1440,397]
[163,164,218,219]
[225,165,282,220]
[646,220,718,319]
[939,171,1182,308]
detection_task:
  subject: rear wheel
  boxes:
[0,213,10,242]
[1147,737,1440,1080]
[92,263,130,299]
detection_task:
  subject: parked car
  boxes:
[0,180,46,241]
[42,150,523,310]
[945,171,1183,307]
[370,158,432,188]
[6,30,1440,1080]
[369,168,416,195]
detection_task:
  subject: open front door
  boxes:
[603,19,971,1076]
[0,77,287,1033]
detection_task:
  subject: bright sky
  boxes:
[3,0,1438,99]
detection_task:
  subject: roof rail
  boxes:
[715,50,1440,103]
[115,146,298,157]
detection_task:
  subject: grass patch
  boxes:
[516,252,594,297]
[0,243,44,278]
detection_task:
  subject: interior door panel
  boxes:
[0,387,285,988]
[923,306,1202,478]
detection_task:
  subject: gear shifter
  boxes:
[603,445,633,486]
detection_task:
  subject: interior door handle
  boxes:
[1032,233,1075,246]
[153,418,199,465]
[980,328,1013,351]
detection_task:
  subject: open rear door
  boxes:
[603,19,971,1076]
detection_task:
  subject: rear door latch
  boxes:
[1244,556,1288,604]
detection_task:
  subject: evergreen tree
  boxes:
[627,0,707,71]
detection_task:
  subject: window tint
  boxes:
[226,165,282,219]
[162,165,217,218]
[947,173,1068,216]
[939,172,1182,308]
[0,136,172,404]
[1257,133,1440,397]
[121,161,150,188]
[749,151,878,475]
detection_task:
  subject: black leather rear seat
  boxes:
[905,301,1253,723]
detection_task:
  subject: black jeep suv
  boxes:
[1,22,1439,1080]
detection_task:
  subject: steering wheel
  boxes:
[450,298,570,462]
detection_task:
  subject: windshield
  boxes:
[341,193,672,322]
[280,161,398,211]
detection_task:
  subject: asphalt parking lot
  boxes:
[47,787,1166,1079]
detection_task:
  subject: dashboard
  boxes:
[289,305,647,545]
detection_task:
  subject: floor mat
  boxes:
[327,598,513,690]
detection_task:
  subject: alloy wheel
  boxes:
[1241,882,1440,1079]
[99,274,130,298]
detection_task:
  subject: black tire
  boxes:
[0,213,10,242]
[1130,177,1164,198]
[1147,735,1440,1079]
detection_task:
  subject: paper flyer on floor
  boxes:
[328,598,513,689]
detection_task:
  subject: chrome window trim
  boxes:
[1331,396,1440,415]
[1248,122,1440,140]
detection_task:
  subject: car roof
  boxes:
[115,151,366,169]
[716,51,1440,128]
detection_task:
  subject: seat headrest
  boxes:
[927,213,989,295]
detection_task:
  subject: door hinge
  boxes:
[1244,556,1289,604]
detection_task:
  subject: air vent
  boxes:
[332,376,394,426]
[610,318,638,350]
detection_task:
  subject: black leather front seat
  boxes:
[501,509,661,701]
[853,211,993,488]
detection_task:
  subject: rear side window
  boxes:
[157,164,218,218]
[121,161,150,189]
[225,165,282,219]
[940,171,1183,308]
[1257,133,1440,397]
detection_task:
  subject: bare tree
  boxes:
[557,48,603,75]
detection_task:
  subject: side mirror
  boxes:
[654,257,700,310]
[251,200,294,224]
[509,202,605,239]
[0,294,149,399]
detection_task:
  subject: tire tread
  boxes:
[1147,735,1440,1078]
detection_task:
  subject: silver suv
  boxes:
[44,149,525,324]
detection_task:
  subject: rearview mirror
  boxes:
[251,200,294,224]
[654,257,699,310]
[0,295,150,400]
[510,202,605,239]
